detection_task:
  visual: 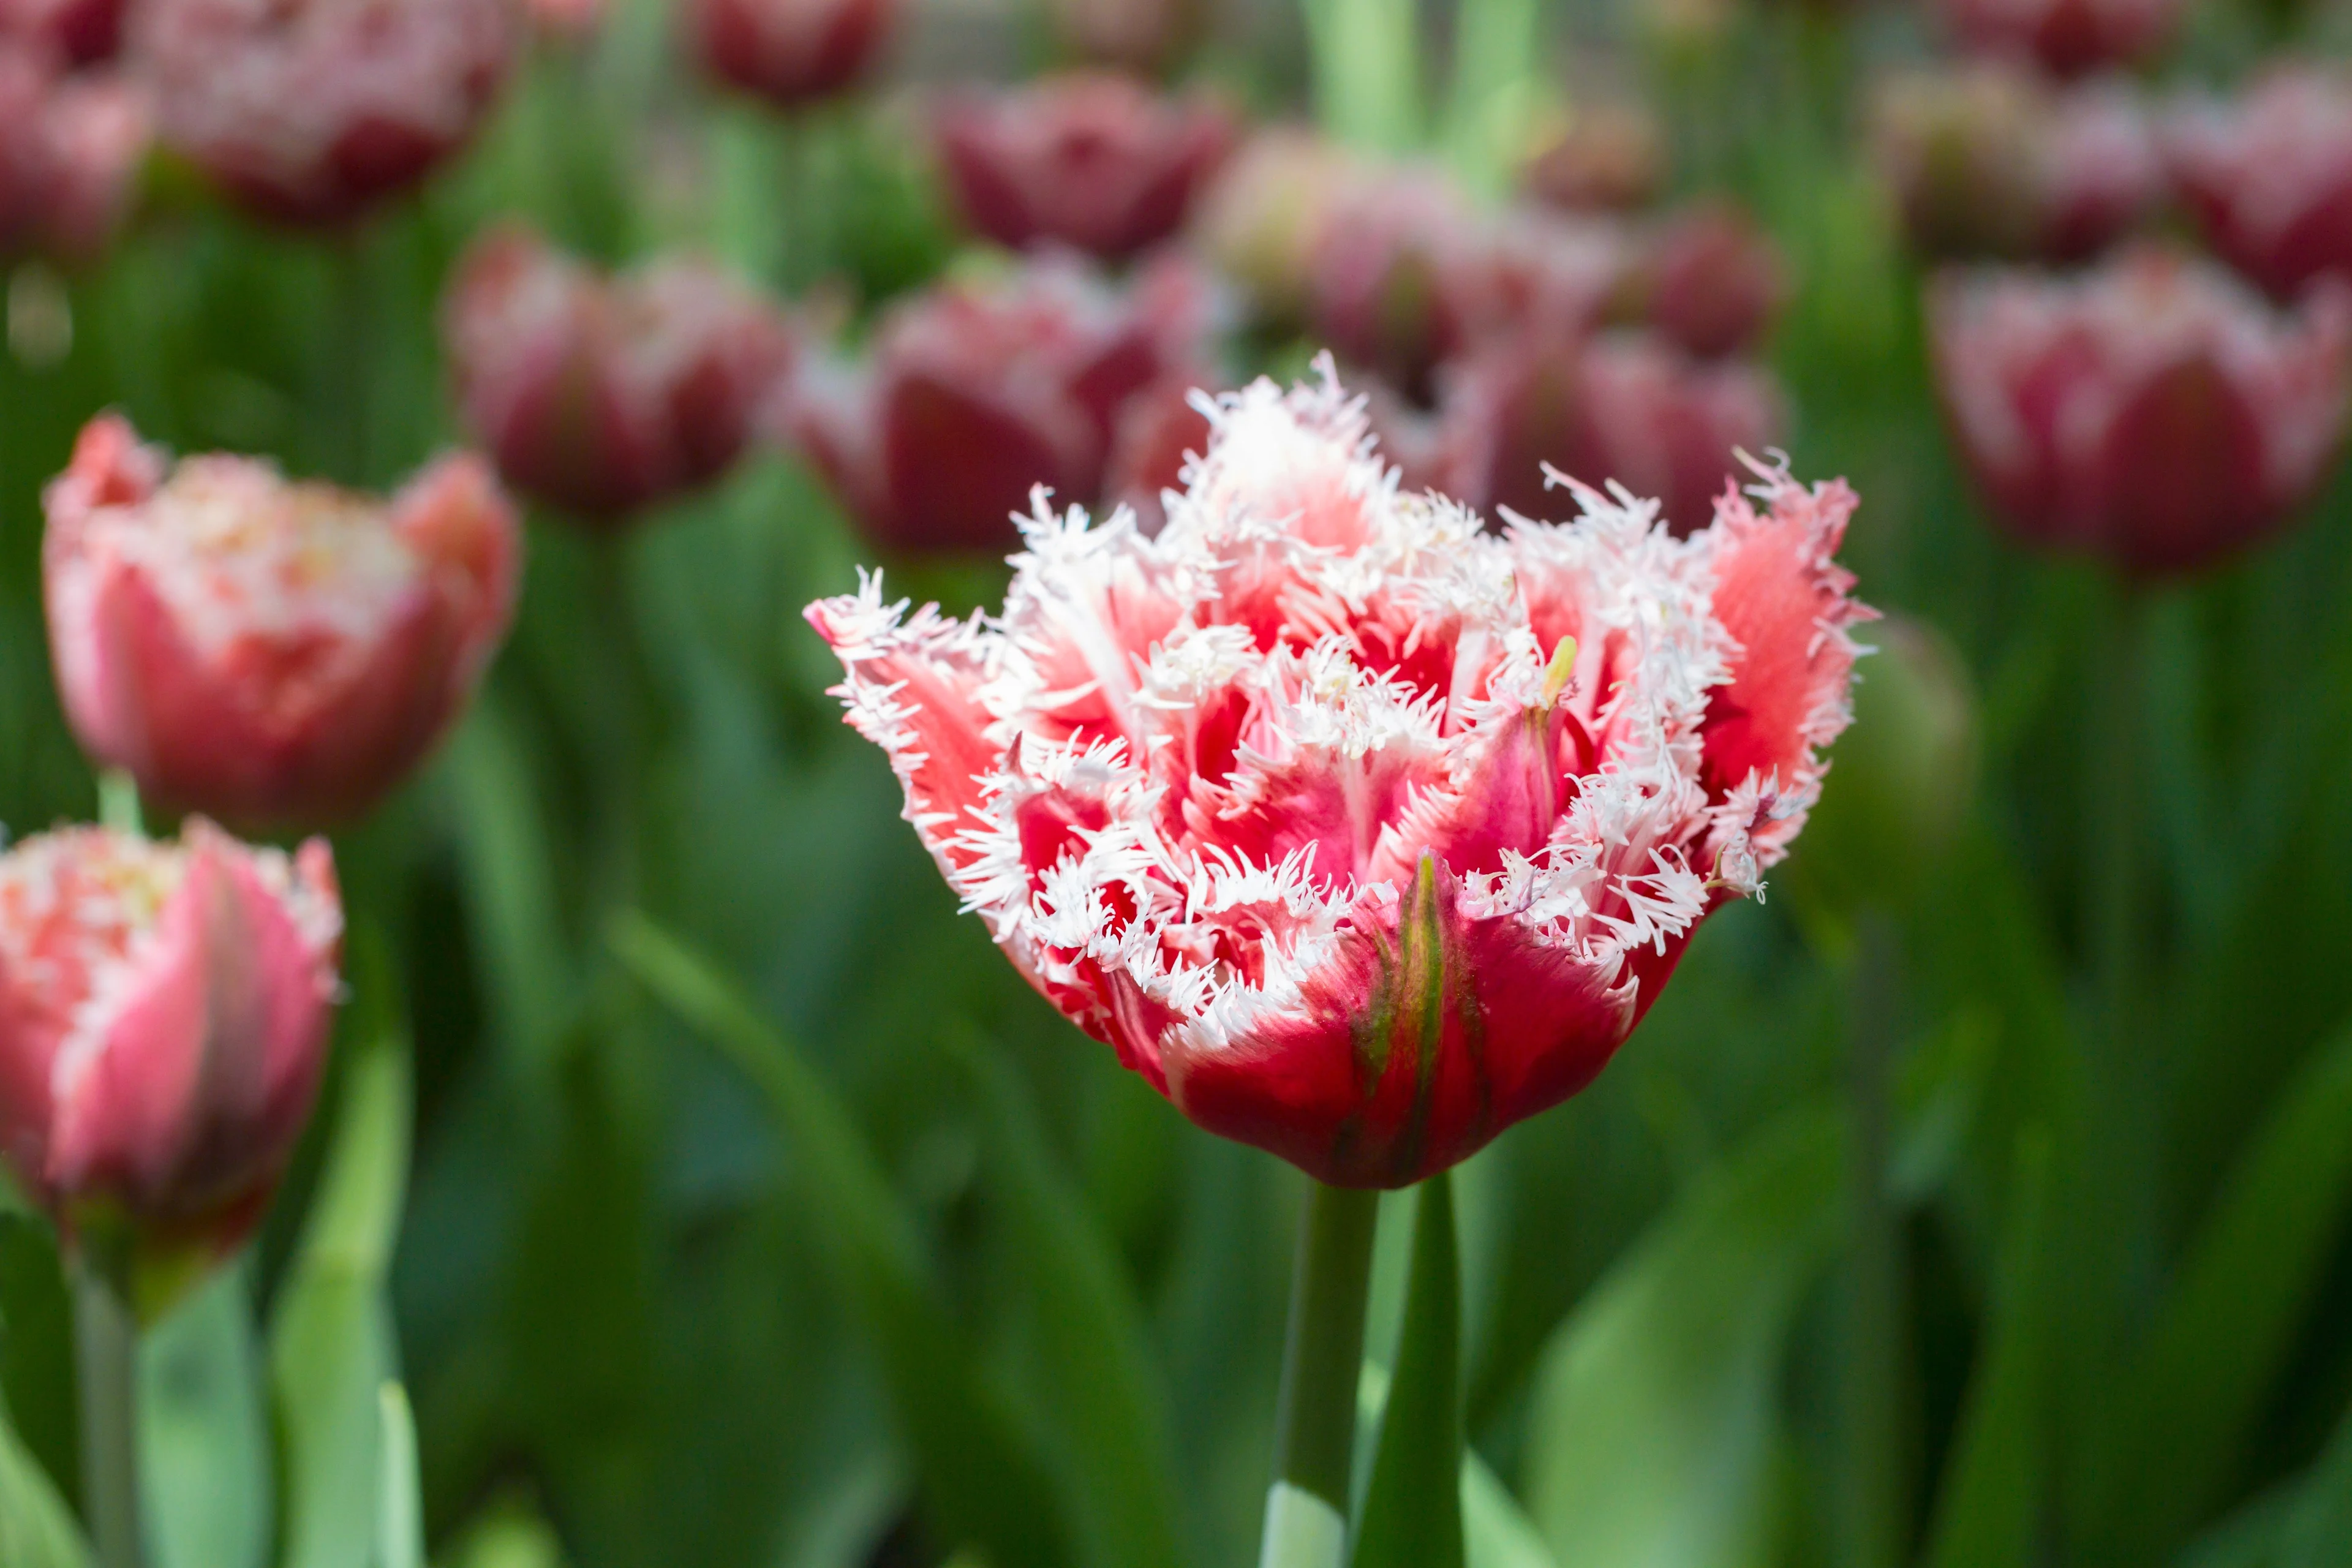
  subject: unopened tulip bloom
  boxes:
[1936,0,2182,77]
[788,254,1220,550]
[1930,247,2352,576]
[0,42,148,262]
[1638,199,1784,359]
[807,366,1868,1185]
[44,415,521,825]
[445,226,794,525]
[1521,102,1665,214]
[2169,67,2352,303]
[0,822,339,1292]
[933,73,1234,263]
[1437,330,1786,537]
[131,0,514,225]
[1872,64,2163,262]
[687,0,892,110]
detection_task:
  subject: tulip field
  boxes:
[8,0,2352,1566]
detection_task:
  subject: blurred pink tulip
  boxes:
[1929,247,2352,576]
[2169,67,2352,303]
[1936,0,2183,77]
[131,0,514,225]
[934,72,1234,263]
[0,0,123,63]
[687,0,892,111]
[1300,167,1467,399]
[787,254,1221,551]
[1873,64,2163,263]
[1638,199,1785,359]
[0,41,147,262]
[43,415,521,826]
[1436,328,1786,537]
[0,821,339,1288]
[444,225,795,526]
[1187,127,1356,326]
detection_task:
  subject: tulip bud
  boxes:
[1521,101,1666,214]
[0,821,339,1306]
[686,0,893,111]
[1,0,123,64]
[1637,198,1785,359]
[932,72,1234,263]
[443,225,794,526]
[2168,66,2352,304]
[43,415,522,826]
[1436,327,1786,536]
[1782,614,1976,918]
[1187,127,1355,326]
[785,252,1219,551]
[0,42,148,263]
[1934,0,2183,78]
[1929,246,2352,577]
[130,0,514,227]
[1872,64,2162,263]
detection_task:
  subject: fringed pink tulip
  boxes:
[687,0,892,110]
[43,415,521,826]
[788,254,1220,551]
[0,822,339,1294]
[2169,67,2352,303]
[444,225,794,526]
[0,40,148,262]
[130,0,514,225]
[1872,64,2163,262]
[933,73,1235,263]
[1436,329,1786,537]
[806,366,1868,1186]
[1638,199,1784,359]
[1929,247,2352,576]
[1521,102,1666,215]
[1935,0,2182,77]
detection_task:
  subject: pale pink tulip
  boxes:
[2168,66,2352,303]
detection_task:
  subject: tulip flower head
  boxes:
[132,0,515,225]
[1930,247,2352,576]
[445,226,794,526]
[687,0,893,110]
[933,73,1235,263]
[1188,128,1357,327]
[807,366,1868,1185]
[1638,199,1785,360]
[1936,0,2183,77]
[0,40,148,263]
[1872,64,2163,263]
[1,0,124,64]
[2169,67,2352,303]
[0,821,339,1304]
[43,415,521,826]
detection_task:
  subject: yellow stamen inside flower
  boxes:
[1541,636,1579,706]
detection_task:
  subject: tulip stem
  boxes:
[72,1264,145,1568]
[96,769,143,836]
[2090,582,2155,1298]
[1262,1181,1380,1568]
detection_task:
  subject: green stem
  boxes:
[72,1264,144,1568]
[1838,911,1905,1568]
[96,769,143,836]
[1302,0,1421,154]
[1262,1182,1381,1568]
[2090,583,2155,1302]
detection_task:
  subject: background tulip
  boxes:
[1637,199,1784,359]
[0,0,122,64]
[2169,67,2352,303]
[0,821,339,1300]
[443,225,795,526]
[686,0,894,111]
[1520,101,1666,214]
[43,414,521,826]
[0,40,146,263]
[1934,0,2184,77]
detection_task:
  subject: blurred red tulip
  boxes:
[1872,64,2163,263]
[0,41,146,262]
[1436,328,1786,536]
[1301,167,1466,399]
[934,72,1234,263]
[1,0,123,64]
[1102,373,1210,532]
[805,368,1868,1185]
[687,0,892,111]
[788,254,1221,551]
[1929,247,2352,576]
[1638,199,1785,359]
[445,226,794,526]
[0,821,339,1294]
[132,0,514,226]
[1936,0,2182,77]
[43,415,521,826]
[2169,67,2352,303]
[1521,102,1666,214]
[1044,0,1199,75]
[1188,127,1356,326]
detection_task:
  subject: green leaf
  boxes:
[1357,1359,1559,1568]
[1522,1107,1846,1568]
[1923,1131,2052,1568]
[271,976,412,1568]
[943,1030,1183,1568]
[0,1212,78,1513]
[2179,1395,2352,1568]
[443,699,575,1070]
[2090,1017,2352,1560]
[376,1382,422,1568]
[1354,1174,1463,1568]
[609,911,1076,1568]
[0,1395,90,1568]
[140,1266,270,1568]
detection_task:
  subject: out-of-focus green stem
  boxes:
[1444,0,1546,198]
[73,1264,145,1568]
[1839,911,1905,1568]
[97,769,143,836]
[2090,584,2155,1300]
[1302,0,1420,154]
[1262,1181,1381,1568]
